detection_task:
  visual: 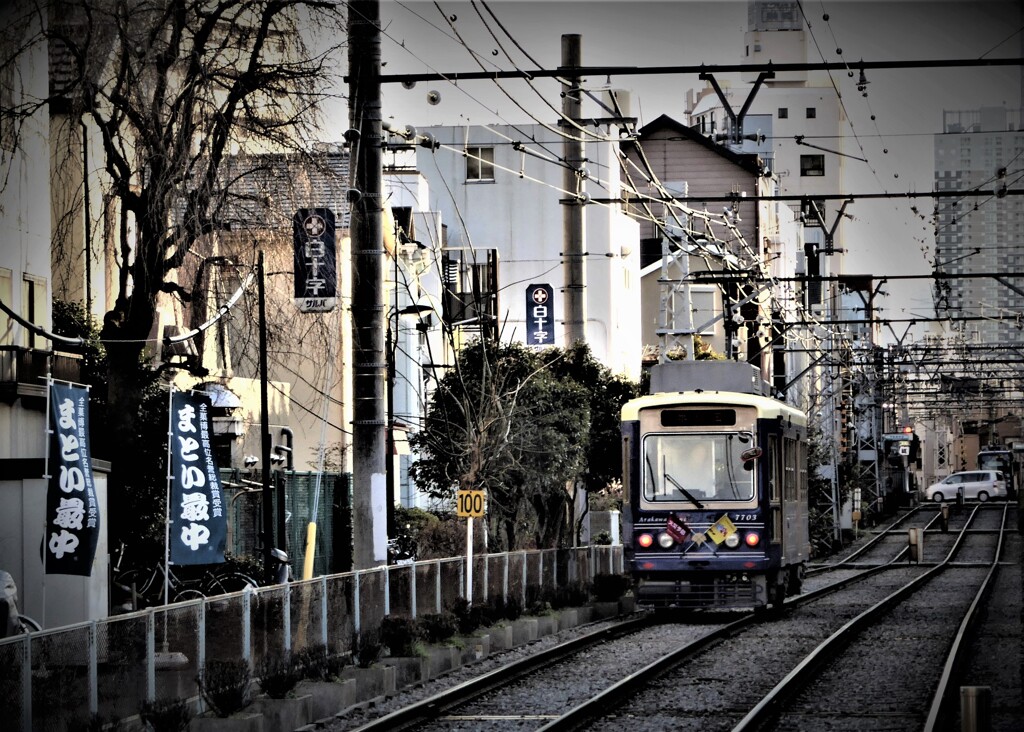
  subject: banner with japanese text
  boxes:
[526,283,554,346]
[293,207,338,312]
[45,382,99,576]
[169,390,227,565]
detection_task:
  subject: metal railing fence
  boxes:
[0,545,623,731]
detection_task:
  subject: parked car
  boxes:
[925,470,1006,502]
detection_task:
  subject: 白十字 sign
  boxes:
[526,284,554,346]
[293,208,338,312]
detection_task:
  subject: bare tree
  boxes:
[1,0,349,547]
[410,339,591,551]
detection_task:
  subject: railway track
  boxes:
[324,502,1016,732]
[734,503,1011,731]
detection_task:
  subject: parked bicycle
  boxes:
[113,562,204,609]
[111,542,260,611]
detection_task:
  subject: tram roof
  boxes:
[621,390,806,424]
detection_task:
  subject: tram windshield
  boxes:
[642,432,755,504]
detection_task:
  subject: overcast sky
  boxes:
[359,1,1023,339]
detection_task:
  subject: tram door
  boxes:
[781,437,801,563]
[768,434,783,547]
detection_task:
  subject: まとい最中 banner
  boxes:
[169,390,227,565]
[45,382,99,576]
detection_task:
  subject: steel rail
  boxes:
[923,503,1011,731]
[348,505,984,732]
[806,505,930,575]
[538,551,925,731]
[347,615,653,732]
[730,504,988,731]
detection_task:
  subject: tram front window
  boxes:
[643,432,754,503]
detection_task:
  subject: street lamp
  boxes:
[386,231,433,547]
[386,299,433,546]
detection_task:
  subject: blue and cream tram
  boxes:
[621,363,809,609]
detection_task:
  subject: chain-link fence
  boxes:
[0,545,623,730]
[222,470,350,577]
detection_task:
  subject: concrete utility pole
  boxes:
[561,34,586,346]
[348,0,387,569]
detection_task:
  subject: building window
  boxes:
[0,65,13,152]
[806,107,817,119]
[0,268,11,345]
[800,154,825,177]
[778,107,788,119]
[466,146,494,182]
[688,286,718,335]
[442,249,498,339]
[22,274,46,349]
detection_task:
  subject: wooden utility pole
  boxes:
[348,0,387,569]
[561,34,586,347]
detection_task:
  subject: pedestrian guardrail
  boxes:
[0,545,623,730]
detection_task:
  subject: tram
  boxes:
[621,362,810,609]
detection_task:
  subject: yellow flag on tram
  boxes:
[706,514,737,545]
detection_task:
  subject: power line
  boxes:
[576,188,1024,205]
[367,56,1024,85]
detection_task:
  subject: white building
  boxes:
[412,124,642,381]
[1,14,110,629]
[686,0,849,318]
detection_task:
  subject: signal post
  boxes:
[457,490,486,604]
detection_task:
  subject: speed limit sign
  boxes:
[457,490,486,518]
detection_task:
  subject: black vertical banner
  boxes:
[45,383,99,576]
[169,391,227,565]
[293,208,338,312]
[526,283,555,346]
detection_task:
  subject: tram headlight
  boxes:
[724,533,740,548]
[638,533,654,548]
[744,532,760,547]
[658,532,675,549]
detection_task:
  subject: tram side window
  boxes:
[783,438,797,501]
[798,441,808,504]
[768,435,780,501]
[769,435,782,543]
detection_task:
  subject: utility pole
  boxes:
[561,33,588,545]
[348,0,387,569]
[258,251,274,582]
[561,34,586,347]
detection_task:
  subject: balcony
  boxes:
[0,346,83,405]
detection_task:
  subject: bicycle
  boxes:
[16,614,41,634]
[113,562,206,609]
[197,564,260,597]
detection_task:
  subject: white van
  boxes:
[925,470,1006,502]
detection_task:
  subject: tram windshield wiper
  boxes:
[665,472,705,509]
